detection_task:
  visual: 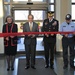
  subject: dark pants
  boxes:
[25,43,36,66]
[44,38,55,66]
[62,37,74,67]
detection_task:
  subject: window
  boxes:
[49,0,54,3]
[4,0,10,2]
[31,0,43,1]
[15,22,25,32]
[48,0,55,14]
[71,0,75,21]
[49,5,54,11]
[72,0,75,3]
[4,5,10,17]
[72,5,75,19]
[31,0,47,2]
[14,10,29,20]
[31,10,44,20]
[13,0,28,1]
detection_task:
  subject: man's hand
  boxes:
[28,34,32,37]
[45,34,49,37]
[31,34,35,38]
[52,21,57,26]
[51,34,54,36]
[6,37,9,41]
[64,34,68,37]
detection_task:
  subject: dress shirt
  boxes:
[59,21,75,38]
[29,22,33,31]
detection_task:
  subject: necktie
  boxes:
[30,23,32,31]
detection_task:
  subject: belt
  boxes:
[63,36,73,39]
[67,36,73,38]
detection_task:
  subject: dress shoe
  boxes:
[7,68,10,71]
[11,67,14,71]
[25,66,30,69]
[50,66,54,69]
[45,65,49,68]
[31,66,36,69]
[70,66,75,69]
[63,65,68,69]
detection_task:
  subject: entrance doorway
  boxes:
[12,7,47,52]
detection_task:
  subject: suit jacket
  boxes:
[23,22,39,45]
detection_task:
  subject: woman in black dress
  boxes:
[2,16,18,71]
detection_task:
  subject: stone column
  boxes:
[56,0,71,52]
[0,0,4,54]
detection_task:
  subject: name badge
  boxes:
[71,26,74,28]
[63,26,66,27]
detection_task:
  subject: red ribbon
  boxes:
[1,32,75,37]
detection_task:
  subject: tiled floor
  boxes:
[1,37,75,75]
[0,57,18,75]
[0,55,75,75]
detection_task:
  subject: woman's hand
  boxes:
[10,36,14,38]
[6,37,9,41]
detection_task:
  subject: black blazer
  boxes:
[2,23,18,46]
[42,18,59,37]
[42,18,59,43]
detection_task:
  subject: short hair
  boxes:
[28,14,34,19]
[5,15,14,23]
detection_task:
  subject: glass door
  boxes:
[3,0,55,53]
[13,8,47,52]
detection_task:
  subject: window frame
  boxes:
[71,1,75,21]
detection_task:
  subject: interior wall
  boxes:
[56,0,71,52]
[0,0,4,54]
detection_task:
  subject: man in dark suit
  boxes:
[23,14,39,69]
[42,11,59,69]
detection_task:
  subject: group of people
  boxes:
[2,11,75,71]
